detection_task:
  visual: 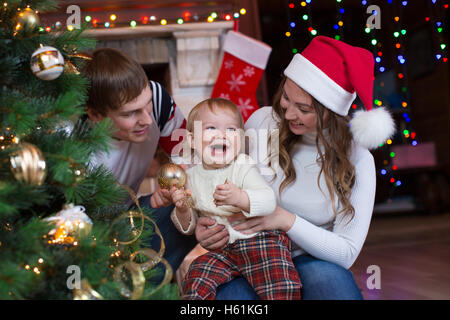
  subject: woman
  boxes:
[195,36,395,300]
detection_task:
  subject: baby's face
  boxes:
[191,107,242,170]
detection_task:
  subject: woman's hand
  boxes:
[229,206,296,234]
[195,216,229,251]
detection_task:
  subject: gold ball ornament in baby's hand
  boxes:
[157,163,186,189]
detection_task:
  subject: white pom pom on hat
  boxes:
[284,36,396,149]
[350,107,396,149]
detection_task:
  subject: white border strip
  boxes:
[223,31,272,70]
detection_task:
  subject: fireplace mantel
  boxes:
[84,21,233,40]
[88,21,233,116]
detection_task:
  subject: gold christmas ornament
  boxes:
[157,163,187,189]
[157,163,193,207]
[14,7,40,32]
[73,279,104,300]
[10,142,47,185]
[45,204,93,245]
[30,46,65,81]
[63,53,92,75]
[63,60,80,75]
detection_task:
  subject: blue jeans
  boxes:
[215,254,363,300]
[136,195,198,273]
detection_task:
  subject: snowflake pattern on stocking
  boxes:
[243,66,255,78]
[224,59,234,70]
[226,74,246,92]
[237,98,254,118]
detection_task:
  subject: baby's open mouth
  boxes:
[210,143,227,156]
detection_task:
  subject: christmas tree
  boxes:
[0,0,177,300]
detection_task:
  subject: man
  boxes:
[83,48,196,272]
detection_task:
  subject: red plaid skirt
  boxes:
[182,230,302,300]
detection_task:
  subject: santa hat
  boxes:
[284,36,395,149]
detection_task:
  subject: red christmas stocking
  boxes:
[211,31,272,122]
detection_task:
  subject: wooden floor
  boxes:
[350,212,450,300]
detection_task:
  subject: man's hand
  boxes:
[150,186,172,208]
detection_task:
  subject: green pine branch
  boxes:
[0,0,178,300]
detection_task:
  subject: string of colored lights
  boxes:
[364,1,415,189]
[287,0,315,55]
[360,1,398,188]
[289,0,350,54]
[334,0,345,41]
[427,0,448,63]
[286,1,295,53]
[287,0,348,51]
[361,1,385,114]
[387,0,411,189]
[395,0,417,147]
[40,8,248,32]
[303,0,317,38]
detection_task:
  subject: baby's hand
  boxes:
[170,186,191,213]
[213,181,243,207]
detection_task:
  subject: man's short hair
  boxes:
[83,48,148,116]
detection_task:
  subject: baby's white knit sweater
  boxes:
[170,153,277,244]
[245,107,376,269]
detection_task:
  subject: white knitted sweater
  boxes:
[170,154,276,244]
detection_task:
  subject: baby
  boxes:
[169,98,301,300]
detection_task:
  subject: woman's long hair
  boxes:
[268,77,356,221]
